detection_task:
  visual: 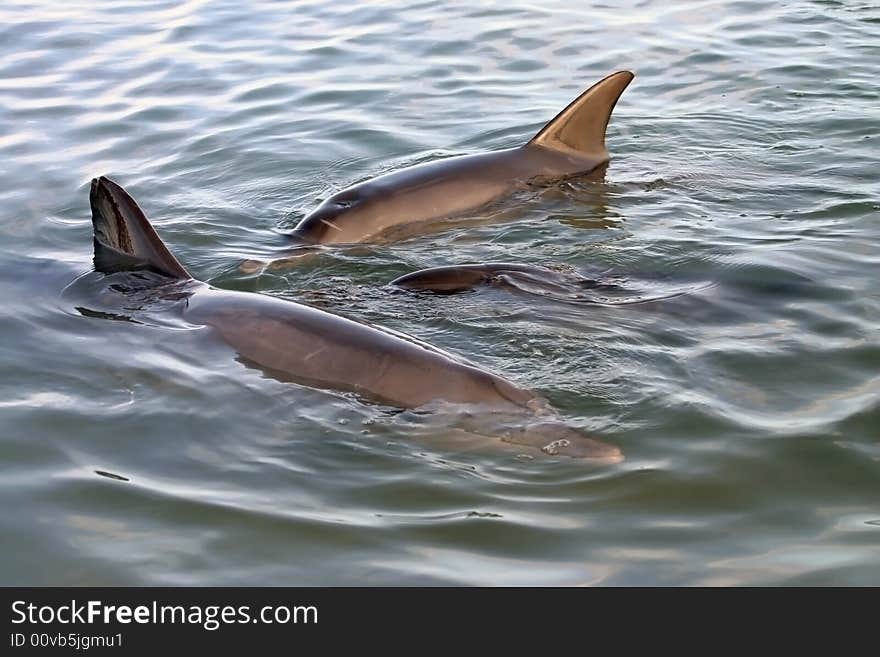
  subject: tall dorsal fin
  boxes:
[89,176,191,279]
[528,71,634,158]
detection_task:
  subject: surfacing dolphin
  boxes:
[85,177,622,462]
[289,70,634,245]
[390,263,707,306]
[390,263,618,296]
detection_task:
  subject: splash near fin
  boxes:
[528,70,634,159]
[89,176,191,279]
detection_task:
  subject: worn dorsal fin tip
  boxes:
[89,175,191,280]
[528,70,634,158]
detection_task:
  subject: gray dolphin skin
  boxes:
[390,263,607,294]
[87,177,622,462]
[290,70,634,245]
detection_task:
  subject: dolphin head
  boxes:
[291,193,372,244]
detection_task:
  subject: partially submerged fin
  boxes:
[390,263,605,296]
[391,264,495,293]
[528,70,634,159]
[89,176,191,279]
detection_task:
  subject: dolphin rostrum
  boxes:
[86,177,622,462]
[290,70,634,245]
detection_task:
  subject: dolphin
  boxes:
[389,262,700,306]
[390,263,613,295]
[85,177,622,462]
[289,70,634,245]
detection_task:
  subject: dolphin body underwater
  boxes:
[390,263,619,296]
[86,177,622,462]
[288,71,634,245]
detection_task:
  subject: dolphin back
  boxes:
[89,176,191,279]
[528,70,634,160]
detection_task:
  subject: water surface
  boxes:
[1,0,878,585]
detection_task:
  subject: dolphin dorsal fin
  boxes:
[90,176,191,279]
[528,71,634,158]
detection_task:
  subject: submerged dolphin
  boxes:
[86,177,622,461]
[390,263,612,295]
[290,70,634,245]
[390,263,698,306]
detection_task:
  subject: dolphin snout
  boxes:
[541,434,624,464]
[504,421,624,463]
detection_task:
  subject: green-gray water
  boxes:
[1,0,878,585]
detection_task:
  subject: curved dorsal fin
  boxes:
[528,70,634,158]
[90,176,191,279]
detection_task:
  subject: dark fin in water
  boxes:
[390,263,602,296]
[528,70,634,159]
[90,176,191,279]
[390,264,494,293]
